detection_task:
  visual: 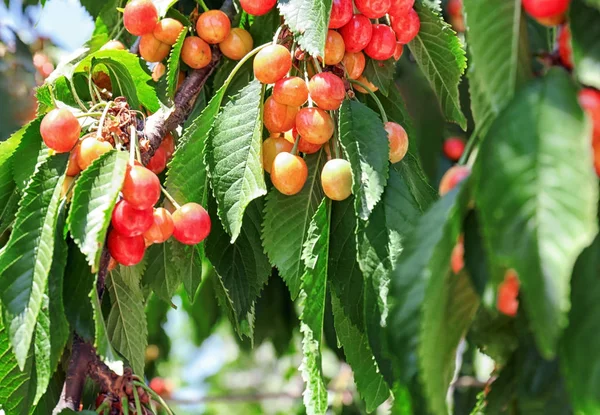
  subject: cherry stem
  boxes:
[68,77,88,112]
[303,62,314,107]
[47,84,58,108]
[75,112,105,118]
[458,127,480,166]
[161,185,181,210]
[272,25,284,45]
[121,396,129,415]
[312,57,323,73]
[129,126,137,166]
[62,175,78,202]
[133,387,143,415]
[88,70,98,106]
[291,131,301,156]
[347,78,388,123]
[223,43,269,92]
[96,101,112,139]
[133,381,175,415]
[198,0,209,12]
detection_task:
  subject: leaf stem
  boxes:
[88,71,98,106]
[133,386,143,415]
[121,396,129,415]
[347,78,388,123]
[129,126,137,166]
[161,185,181,210]
[273,25,284,45]
[96,101,112,139]
[133,381,175,415]
[458,125,482,166]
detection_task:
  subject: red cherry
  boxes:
[295,108,335,145]
[557,25,573,70]
[196,10,231,44]
[40,108,81,153]
[123,0,159,36]
[392,9,421,44]
[443,137,466,162]
[147,146,168,174]
[111,200,154,237]
[579,88,600,139]
[439,165,470,196]
[342,51,366,79]
[522,0,569,19]
[308,72,346,111]
[172,203,211,245]
[107,230,146,266]
[388,0,415,16]
[393,43,404,61]
[263,96,298,134]
[144,207,174,244]
[122,165,161,210]
[239,0,276,16]
[329,0,353,29]
[273,76,309,107]
[283,130,322,154]
[497,270,520,317]
[364,24,397,60]
[339,14,373,53]
[254,44,292,84]
[160,133,175,158]
[451,234,464,274]
[181,36,212,69]
[446,0,462,17]
[355,0,391,18]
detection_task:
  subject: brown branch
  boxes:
[52,337,95,414]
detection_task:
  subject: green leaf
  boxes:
[143,240,183,302]
[248,8,281,46]
[474,69,598,358]
[0,152,68,369]
[68,150,128,272]
[463,0,531,135]
[278,0,333,58]
[171,240,203,301]
[584,0,600,10]
[205,198,271,338]
[106,266,148,376]
[262,150,326,299]
[299,199,330,415]
[367,86,415,146]
[0,325,36,415]
[362,58,396,97]
[207,79,267,241]
[166,28,187,99]
[63,243,95,341]
[338,99,390,221]
[0,118,35,205]
[408,3,467,129]
[11,118,43,191]
[570,0,600,90]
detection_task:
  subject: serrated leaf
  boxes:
[248,8,281,46]
[63,243,95,341]
[474,69,598,358]
[263,150,326,299]
[68,150,128,272]
[0,152,68,369]
[11,118,43,191]
[166,28,187,99]
[362,58,396,97]
[299,199,330,415]
[0,325,36,415]
[0,118,34,205]
[278,0,333,58]
[338,99,390,221]
[408,3,467,129]
[171,240,203,301]
[570,0,600,90]
[153,0,178,16]
[207,79,267,241]
[366,87,415,147]
[106,266,147,376]
[143,240,183,302]
[463,0,531,135]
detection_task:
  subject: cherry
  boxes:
[77,135,113,170]
[181,36,212,69]
[66,147,81,177]
[388,0,415,16]
[342,51,366,79]
[61,176,75,201]
[273,77,309,107]
[111,199,154,237]
[263,96,298,133]
[146,146,168,174]
[439,165,470,196]
[308,72,346,110]
[497,270,520,317]
[161,133,176,158]
[594,143,600,177]
[522,0,569,20]
[139,34,170,63]
[107,230,146,266]
[152,62,166,81]
[447,0,462,17]
[240,0,277,16]
[296,108,335,145]
[196,10,231,44]
[254,44,292,84]
[329,0,353,29]
[153,18,184,46]
[108,257,118,271]
[123,0,158,36]
[579,88,600,139]
[393,43,404,61]
[355,0,391,19]
[339,14,373,53]
[364,24,397,60]
[283,129,322,154]
[219,28,254,60]
[263,135,294,173]
[392,9,421,44]
[451,234,464,274]
[385,122,409,163]
[354,75,378,93]
[149,378,173,398]
[558,25,573,70]
[40,108,81,153]
[122,165,161,210]
[144,207,174,244]
[271,152,308,195]
[100,40,126,51]
[172,203,211,245]
[443,137,466,161]
[321,159,353,201]
[323,30,346,65]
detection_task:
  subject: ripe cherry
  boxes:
[522,0,569,20]
[365,24,397,60]
[321,159,353,201]
[579,88,600,139]
[271,152,308,195]
[181,36,212,69]
[342,51,366,79]
[77,135,113,170]
[355,0,391,19]
[40,108,81,153]
[263,136,294,173]
[123,0,158,36]
[393,43,404,61]
[100,40,126,51]
[557,25,573,70]
[196,10,231,44]
[122,165,161,210]
[447,0,462,17]
[296,108,335,145]
[497,270,520,317]
[152,62,166,81]
[273,76,309,107]
[329,0,353,29]
[308,72,346,110]
[339,14,373,53]
[443,137,466,161]
[283,129,322,154]
[111,199,154,237]
[323,30,346,65]
[451,234,464,274]
[392,9,421,44]
[263,96,298,134]
[388,0,415,16]
[385,122,409,163]
[139,34,170,63]
[61,176,75,201]
[107,230,146,266]
[146,146,168,174]
[240,0,277,16]
[149,378,174,398]
[144,207,174,244]
[254,44,292,84]
[66,148,81,177]
[154,18,184,45]
[439,165,470,196]
[354,75,378,93]
[219,28,254,60]
[161,133,176,158]
[172,203,211,245]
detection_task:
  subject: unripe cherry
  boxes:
[263,96,298,133]
[342,51,366,79]
[146,146,168,174]
[144,207,174,244]
[522,0,569,19]
[354,75,378,94]
[123,0,158,36]
[355,0,391,19]
[388,0,415,16]
[392,9,421,44]
[100,40,126,51]
[40,108,81,153]
[308,72,346,111]
[296,108,335,145]
[329,0,353,29]
[254,44,292,84]
[339,14,373,53]
[172,203,211,245]
[111,199,154,237]
[271,152,308,195]
[497,270,520,317]
[122,165,161,210]
[77,135,113,170]
[321,159,353,201]
[219,28,254,60]
[139,34,170,63]
[240,0,277,16]
[439,165,470,196]
[443,137,466,161]
[364,24,397,60]
[154,18,184,45]
[323,30,345,65]
[273,76,309,107]
[263,136,294,173]
[107,230,146,266]
[557,25,573,70]
[196,10,231,44]
[181,36,212,69]
[283,129,322,154]
[384,122,409,163]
